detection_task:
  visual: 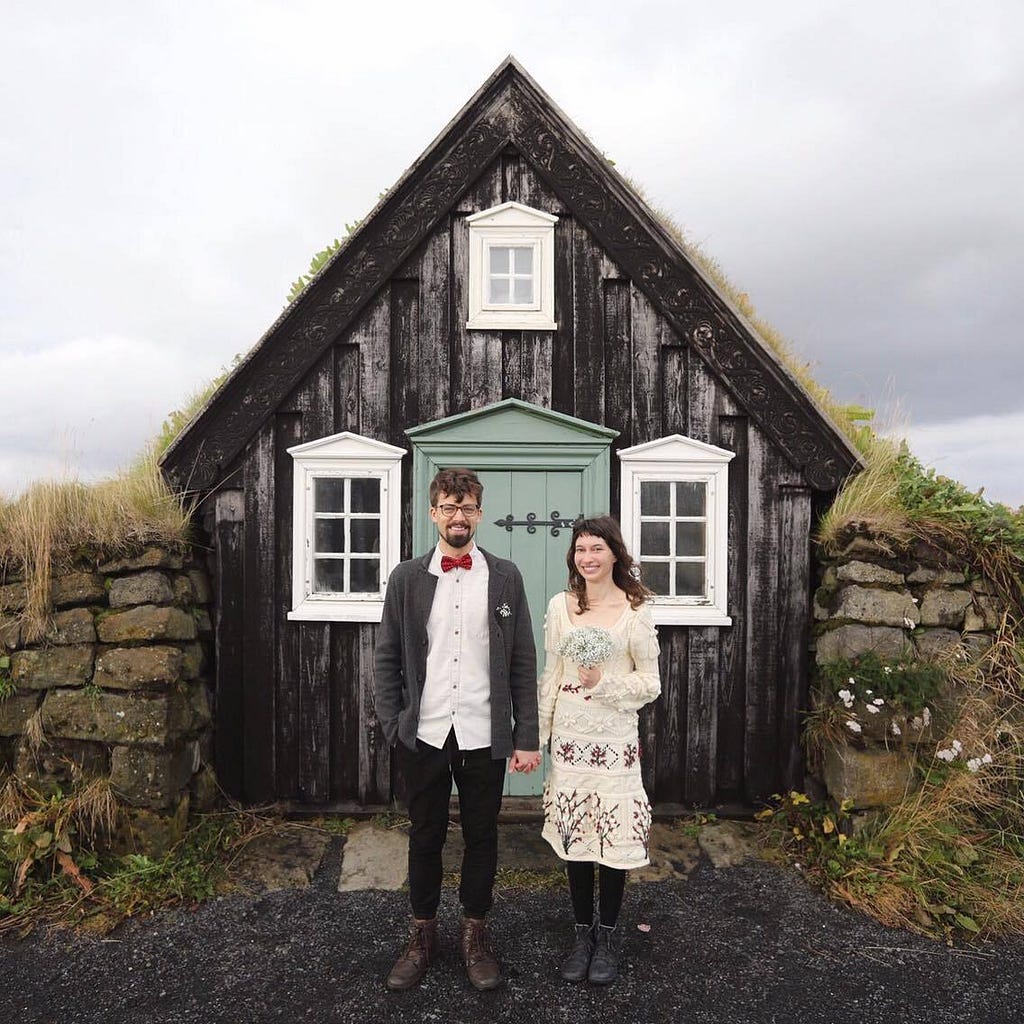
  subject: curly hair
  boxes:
[429,467,483,507]
[566,515,652,612]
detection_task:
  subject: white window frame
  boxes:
[466,201,558,331]
[619,435,735,626]
[287,431,405,623]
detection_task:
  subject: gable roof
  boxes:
[161,57,862,493]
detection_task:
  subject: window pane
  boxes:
[676,521,705,557]
[314,478,346,513]
[489,247,510,274]
[641,562,669,595]
[313,559,346,594]
[350,519,380,553]
[513,247,533,273]
[676,481,705,517]
[489,277,510,303]
[512,277,533,304]
[349,559,380,593]
[675,561,705,597]
[640,480,670,516]
[350,478,380,513]
[640,521,670,556]
[314,520,347,553]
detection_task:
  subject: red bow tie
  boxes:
[441,553,473,572]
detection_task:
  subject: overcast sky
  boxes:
[3,1,1021,507]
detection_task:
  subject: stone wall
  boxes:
[812,532,1003,811]
[0,545,216,854]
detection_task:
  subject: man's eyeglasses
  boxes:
[435,503,481,518]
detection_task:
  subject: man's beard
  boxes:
[444,526,472,548]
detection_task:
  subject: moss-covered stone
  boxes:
[815,625,913,663]
[41,687,191,746]
[180,642,205,680]
[98,547,184,573]
[0,582,27,613]
[46,607,97,645]
[837,561,905,585]
[97,605,197,643]
[110,742,197,808]
[919,589,973,628]
[187,568,212,605]
[93,646,184,690]
[14,738,110,794]
[11,645,95,690]
[823,744,916,809]
[108,571,175,608]
[0,615,20,649]
[0,693,43,736]
[109,793,190,857]
[50,572,106,608]
[833,586,920,628]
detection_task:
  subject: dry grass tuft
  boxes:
[24,708,46,755]
[0,448,192,640]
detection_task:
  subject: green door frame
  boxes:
[406,399,619,555]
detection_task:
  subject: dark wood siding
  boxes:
[209,156,816,809]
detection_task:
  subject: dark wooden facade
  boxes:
[164,59,860,811]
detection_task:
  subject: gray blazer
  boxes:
[373,547,539,758]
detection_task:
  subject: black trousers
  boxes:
[397,729,506,919]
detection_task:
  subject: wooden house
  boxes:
[161,58,861,813]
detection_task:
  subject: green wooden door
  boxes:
[475,469,583,795]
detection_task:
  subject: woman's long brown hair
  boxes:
[566,516,653,612]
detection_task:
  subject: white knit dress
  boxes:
[538,593,661,869]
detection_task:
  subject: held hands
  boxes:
[510,750,542,773]
[577,665,602,689]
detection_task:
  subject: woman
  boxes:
[538,515,661,985]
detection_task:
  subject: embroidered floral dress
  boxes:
[538,593,661,869]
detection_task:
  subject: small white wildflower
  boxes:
[845,719,863,734]
[865,704,880,714]
[891,722,902,736]
[922,707,932,726]
[865,689,873,696]
[983,753,993,764]
[848,677,856,687]
[966,758,982,773]
[951,739,963,753]
[936,748,956,762]
[883,666,893,675]
[872,698,884,706]
[911,596,919,603]
[911,716,923,730]
[903,616,915,629]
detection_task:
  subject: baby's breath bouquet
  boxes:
[558,626,614,668]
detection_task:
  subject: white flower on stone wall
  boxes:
[903,616,915,629]
[837,688,854,708]
[891,721,902,736]
[872,698,884,706]
[923,707,932,726]
[937,748,957,762]
[845,719,863,734]
[865,704,880,714]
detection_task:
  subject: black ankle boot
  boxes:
[587,924,619,985]
[560,923,595,982]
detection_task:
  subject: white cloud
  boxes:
[902,410,1024,509]
[0,335,223,497]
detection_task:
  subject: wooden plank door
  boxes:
[475,469,584,796]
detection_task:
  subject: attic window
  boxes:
[619,435,735,627]
[466,201,557,331]
[287,432,405,623]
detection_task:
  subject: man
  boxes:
[374,467,541,991]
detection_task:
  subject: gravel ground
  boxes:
[3,842,1022,1024]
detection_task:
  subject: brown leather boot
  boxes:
[460,917,502,991]
[385,917,439,991]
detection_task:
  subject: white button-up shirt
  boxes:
[416,542,492,750]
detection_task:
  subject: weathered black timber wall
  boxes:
[203,152,814,810]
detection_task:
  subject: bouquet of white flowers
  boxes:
[558,626,614,668]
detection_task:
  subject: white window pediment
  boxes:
[619,435,735,627]
[287,432,405,623]
[466,201,558,331]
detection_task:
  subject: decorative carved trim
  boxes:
[508,82,854,490]
[163,63,858,494]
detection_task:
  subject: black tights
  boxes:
[566,861,626,928]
